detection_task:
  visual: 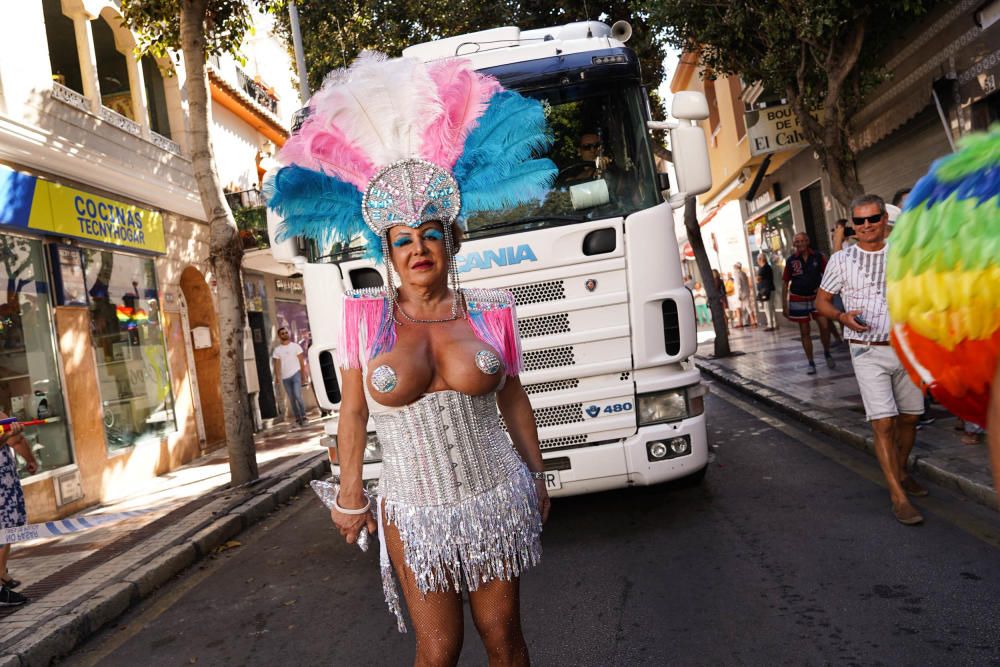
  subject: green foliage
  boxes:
[646,0,936,118]
[275,1,667,99]
[120,0,286,60]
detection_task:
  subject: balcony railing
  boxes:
[50,82,89,112]
[99,105,142,136]
[150,131,182,155]
[235,67,279,115]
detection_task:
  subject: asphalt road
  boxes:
[64,384,1000,666]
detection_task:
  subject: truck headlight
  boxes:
[637,389,687,425]
[637,384,708,426]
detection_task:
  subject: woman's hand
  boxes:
[0,421,23,444]
[534,479,551,524]
[330,492,377,544]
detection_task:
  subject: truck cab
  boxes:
[275,20,712,496]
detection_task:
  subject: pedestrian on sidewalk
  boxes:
[712,269,728,328]
[724,272,739,327]
[816,194,927,526]
[783,232,835,374]
[734,263,757,327]
[272,327,310,427]
[755,252,778,331]
[693,281,711,325]
[1,412,37,606]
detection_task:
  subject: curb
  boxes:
[2,452,330,666]
[695,357,998,512]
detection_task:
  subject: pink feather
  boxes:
[420,59,502,169]
[278,117,375,190]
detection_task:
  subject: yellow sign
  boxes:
[29,179,166,254]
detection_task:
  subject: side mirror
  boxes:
[266,207,306,263]
[670,124,712,201]
[671,91,710,121]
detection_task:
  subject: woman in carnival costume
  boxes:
[887,125,1000,500]
[267,53,555,664]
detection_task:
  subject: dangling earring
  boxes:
[443,223,464,319]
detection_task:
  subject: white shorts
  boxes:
[849,343,924,421]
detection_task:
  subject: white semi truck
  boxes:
[269,20,713,496]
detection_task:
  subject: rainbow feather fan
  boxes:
[265,53,556,262]
[888,125,1000,426]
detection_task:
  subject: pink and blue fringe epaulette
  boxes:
[336,287,523,376]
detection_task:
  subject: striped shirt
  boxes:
[819,244,890,342]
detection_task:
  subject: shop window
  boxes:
[142,56,171,137]
[81,249,176,451]
[92,15,133,119]
[42,0,83,94]
[0,233,73,477]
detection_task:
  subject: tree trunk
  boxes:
[180,0,258,485]
[683,197,730,357]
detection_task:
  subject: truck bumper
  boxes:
[545,411,708,497]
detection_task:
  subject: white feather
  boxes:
[309,52,443,168]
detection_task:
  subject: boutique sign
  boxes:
[744,104,812,157]
[0,165,165,253]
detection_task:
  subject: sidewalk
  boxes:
[694,324,996,511]
[1,417,332,667]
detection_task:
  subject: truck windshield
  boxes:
[465,81,660,240]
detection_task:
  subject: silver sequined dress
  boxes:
[363,359,543,633]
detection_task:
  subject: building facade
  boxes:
[0,0,299,521]
[671,1,1000,307]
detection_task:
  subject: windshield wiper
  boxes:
[469,215,587,234]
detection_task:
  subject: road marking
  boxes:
[710,382,1000,551]
[66,494,316,666]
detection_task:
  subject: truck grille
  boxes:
[518,312,571,338]
[539,434,587,451]
[532,403,584,427]
[511,280,565,305]
[524,378,580,395]
[524,346,575,371]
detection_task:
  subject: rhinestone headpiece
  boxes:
[362,159,462,236]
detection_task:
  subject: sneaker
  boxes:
[806,362,817,375]
[825,353,836,369]
[1,576,20,590]
[0,585,27,607]
[917,415,936,427]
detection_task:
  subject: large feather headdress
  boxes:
[266,53,557,262]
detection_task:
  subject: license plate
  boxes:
[544,470,562,490]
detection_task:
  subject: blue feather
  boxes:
[266,166,384,262]
[454,91,556,215]
[463,158,558,213]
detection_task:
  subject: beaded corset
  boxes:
[370,389,542,632]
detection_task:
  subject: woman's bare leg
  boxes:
[383,517,464,667]
[468,577,529,667]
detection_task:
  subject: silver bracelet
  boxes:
[529,470,546,481]
[333,493,371,515]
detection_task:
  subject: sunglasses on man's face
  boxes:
[579,142,602,150]
[851,213,884,226]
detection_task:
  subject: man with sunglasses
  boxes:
[816,194,926,525]
[272,327,310,427]
[782,233,835,374]
[558,131,615,187]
